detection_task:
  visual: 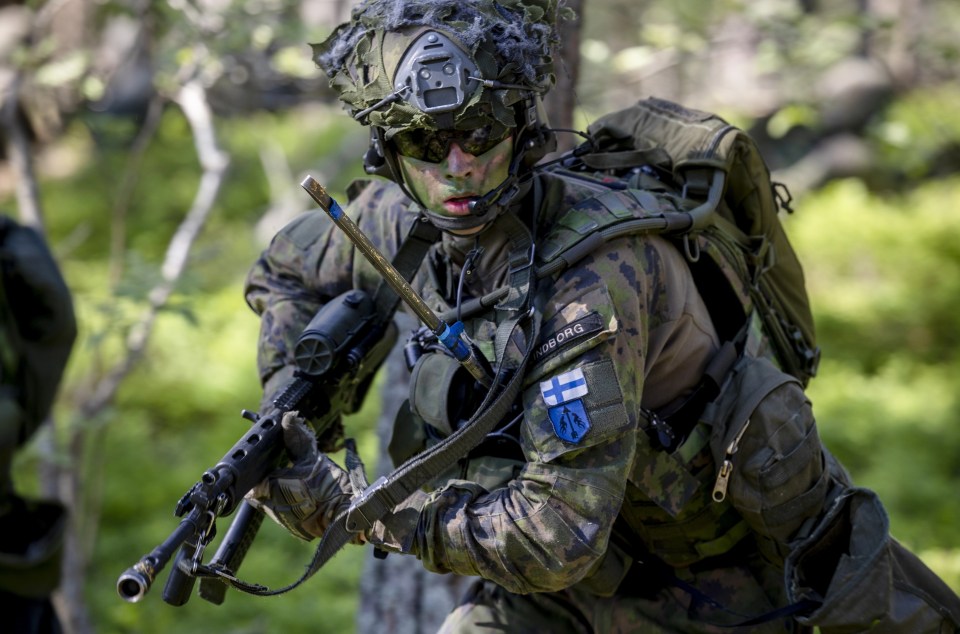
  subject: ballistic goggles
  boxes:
[390,122,513,163]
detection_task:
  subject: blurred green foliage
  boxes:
[8,103,372,633]
[88,282,383,634]
[869,84,960,183]
[786,176,960,591]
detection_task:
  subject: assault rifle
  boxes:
[116,289,397,605]
[118,177,492,605]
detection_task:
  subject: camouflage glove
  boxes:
[247,411,356,541]
[366,488,431,555]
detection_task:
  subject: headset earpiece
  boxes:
[516,95,556,169]
[363,128,392,178]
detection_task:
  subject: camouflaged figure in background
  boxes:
[246,0,960,631]
[0,216,76,634]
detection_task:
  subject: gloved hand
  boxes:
[247,411,356,541]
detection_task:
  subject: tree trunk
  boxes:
[544,0,584,153]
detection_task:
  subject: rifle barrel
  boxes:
[117,508,205,602]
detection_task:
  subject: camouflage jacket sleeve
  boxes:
[372,233,719,595]
[244,181,416,399]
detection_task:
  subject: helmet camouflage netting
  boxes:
[311,0,566,132]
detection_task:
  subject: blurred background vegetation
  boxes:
[1,0,958,632]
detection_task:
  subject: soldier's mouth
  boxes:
[443,196,477,216]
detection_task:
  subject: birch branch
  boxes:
[0,72,45,232]
[80,76,229,418]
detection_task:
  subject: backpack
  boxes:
[539,97,820,386]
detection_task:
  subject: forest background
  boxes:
[1,0,958,633]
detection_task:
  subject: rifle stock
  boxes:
[117,289,396,604]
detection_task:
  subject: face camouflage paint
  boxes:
[396,135,513,230]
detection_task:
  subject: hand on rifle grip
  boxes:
[246,411,358,541]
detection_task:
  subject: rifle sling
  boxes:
[207,214,537,597]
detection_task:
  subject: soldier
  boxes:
[246,0,960,631]
[0,216,76,634]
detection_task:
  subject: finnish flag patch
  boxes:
[540,368,589,406]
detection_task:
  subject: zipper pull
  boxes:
[712,460,733,502]
[712,418,752,503]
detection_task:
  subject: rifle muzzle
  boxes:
[117,559,157,602]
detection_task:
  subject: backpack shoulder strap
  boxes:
[535,173,725,279]
[539,97,820,385]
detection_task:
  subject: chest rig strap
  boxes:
[371,216,441,317]
[491,177,542,366]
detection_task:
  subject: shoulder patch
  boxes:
[540,368,588,406]
[547,399,592,444]
[524,358,627,461]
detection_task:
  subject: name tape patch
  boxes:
[534,312,603,364]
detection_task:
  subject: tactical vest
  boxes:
[398,180,760,568]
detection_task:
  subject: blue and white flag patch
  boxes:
[548,399,592,443]
[539,368,588,406]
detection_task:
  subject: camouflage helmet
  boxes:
[312,0,565,231]
[313,0,561,134]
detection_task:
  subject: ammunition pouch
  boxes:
[408,351,477,438]
[394,349,526,492]
[786,487,960,632]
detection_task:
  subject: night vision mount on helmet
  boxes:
[373,30,483,126]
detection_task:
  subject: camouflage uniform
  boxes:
[248,174,820,633]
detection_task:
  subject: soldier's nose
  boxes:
[444,143,474,179]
